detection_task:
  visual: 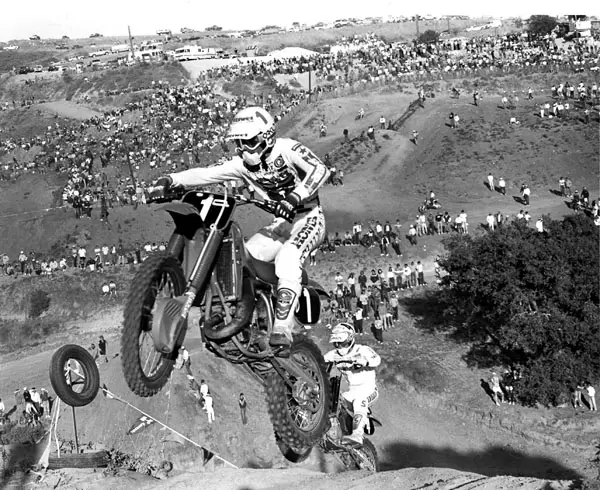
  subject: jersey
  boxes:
[170,138,329,210]
[324,344,381,389]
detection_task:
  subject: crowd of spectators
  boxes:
[0,30,598,276]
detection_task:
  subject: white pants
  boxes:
[245,206,326,331]
[341,384,378,419]
[206,407,215,423]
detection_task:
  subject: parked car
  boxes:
[18,66,32,74]
[33,65,43,73]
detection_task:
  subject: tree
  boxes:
[438,215,600,407]
[527,15,557,38]
[206,25,222,32]
[513,18,523,29]
[417,30,440,44]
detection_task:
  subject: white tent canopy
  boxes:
[266,47,319,59]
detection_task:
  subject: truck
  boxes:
[174,45,217,61]
[111,44,130,53]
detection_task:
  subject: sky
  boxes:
[1,0,599,42]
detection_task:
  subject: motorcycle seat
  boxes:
[250,257,308,286]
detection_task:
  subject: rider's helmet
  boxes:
[329,322,356,356]
[226,107,276,169]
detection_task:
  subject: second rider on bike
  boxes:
[156,107,330,353]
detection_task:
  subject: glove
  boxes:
[274,192,301,223]
[149,176,174,201]
[155,176,173,191]
[353,358,368,368]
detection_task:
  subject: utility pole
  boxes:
[128,25,136,63]
[308,62,312,104]
[447,17,450,34]
[415,15,420,39]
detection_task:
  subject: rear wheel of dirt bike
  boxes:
[274,432,313,463]
[49,344,100,407]
[265,335,331,450]
[122,253,185,397]
[348,438,379,472]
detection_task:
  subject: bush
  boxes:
[0,423,48,445]
[29,289,51,318]
[439,215,600,407]
[417,30,440,44]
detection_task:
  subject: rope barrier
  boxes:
[0,205,68,220]
[100,384,239,470]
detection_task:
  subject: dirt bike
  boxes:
[121,186,332,452]
[275,360,381,472]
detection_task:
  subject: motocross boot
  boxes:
[342,414,367,447]
[269,285,300,355]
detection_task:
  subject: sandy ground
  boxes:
[35,100,102,120]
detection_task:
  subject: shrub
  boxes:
[29,290,51,319]
[0,423,48,445]
[439,215,600,407]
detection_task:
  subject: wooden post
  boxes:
[416,16,420,39]
[67,370,79,454]
[308,63,312,104]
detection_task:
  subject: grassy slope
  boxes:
[0,66,598,478]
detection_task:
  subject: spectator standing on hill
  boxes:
[40,388,50,417]
[416,261,426,286]
[521,184,530,206]
[408,225,417,246]
[559,177,566,197]
[204,393,215,424]
[78,246,86,269]
[372,318,383,344]
[586,382,597,411]
[367,125,375,140]
[497,177,506,196]
[486,213,495,231]
[379,116,386,129]
[353,307,364,335]
[411,130,419,145]
[487,172,494,191]
[573,383,584,410]
[489,371,504,406]
[535,218,544,233]
[98,335,108,363]
[238,393,248,425]
[565,177,572,197]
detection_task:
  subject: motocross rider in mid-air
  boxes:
[156,107,330,354]
[324,322,381,446]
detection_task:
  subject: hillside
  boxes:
[0,59,598,489]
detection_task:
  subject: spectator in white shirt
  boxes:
[486,213,496,231]
[535,218,544,233]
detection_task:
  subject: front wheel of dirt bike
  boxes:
[265,335,331,450]
[347,438,379,472]
[121,253,186,397]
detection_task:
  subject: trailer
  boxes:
[174,45,217,61]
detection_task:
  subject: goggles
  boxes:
[234,135,262,153]
[333,339,352,350]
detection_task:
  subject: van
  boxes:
[174,46,216,61]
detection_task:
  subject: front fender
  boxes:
[159,202,201,217]
[159,203,203,239]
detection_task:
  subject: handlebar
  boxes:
[146,185,279,215]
